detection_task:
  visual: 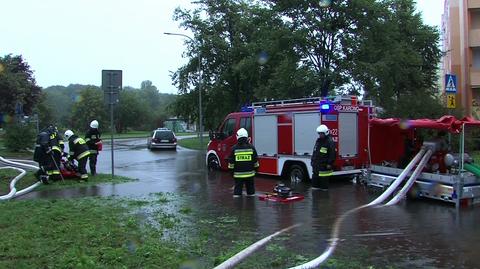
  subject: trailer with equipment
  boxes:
[364,116,480,207]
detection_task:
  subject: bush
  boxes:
[4,122,36,152]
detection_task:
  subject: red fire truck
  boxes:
[206,96,375,182]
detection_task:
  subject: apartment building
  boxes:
[442,0,480,118]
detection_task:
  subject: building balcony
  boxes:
[472,69,480,87]
[469,0,480,9]
[470,29,480,47]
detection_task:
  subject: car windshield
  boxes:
[154,131,174,140]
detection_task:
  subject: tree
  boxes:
[70,87,107,132]
[0,54,41,116]
[172,0,310,129]
[348,0,443,118]
[116,90,150,132]
[268,0,365,96]
[43,84,92,127]
[172,0,443,123]
[34,92,55,130]
[140,80,161,110]
[4,122,36,151]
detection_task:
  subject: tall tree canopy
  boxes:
[70,87,107,132]
[0,54,41,116]
[348,0,443,118]
[171,0,443,126]
[172,0,314,129]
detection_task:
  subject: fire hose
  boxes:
[0,156,41,201]
[288,146,433,269]
[217,146,433,269]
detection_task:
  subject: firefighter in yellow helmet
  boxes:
[64,129,91,181]
[311,124,336,190]
[228,128,259,197]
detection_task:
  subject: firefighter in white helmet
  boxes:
[228,128,259,197]
[85,120,102,176]
[311,124,336,190]
[65,129,91,181]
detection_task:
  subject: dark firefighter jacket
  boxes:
[228,138,259,179]
[48,130,64,153]
[85,128,101,153]
[33,131,51,163]
[311,136,336,172]
[68,134,91,160]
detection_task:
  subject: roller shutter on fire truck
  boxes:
[293,112,320,155]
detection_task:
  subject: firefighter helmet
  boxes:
[90,120,99,129]
[316,124,329,135]
[236,128,248,139]
[64,130,74,140]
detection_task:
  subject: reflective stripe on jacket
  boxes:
[228,139,259,179]
[311,136,336,171]
[68,135,91,160]
[85,128,101,152]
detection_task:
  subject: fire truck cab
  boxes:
[206,96,375,182]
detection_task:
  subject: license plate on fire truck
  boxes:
[341,166,354,171]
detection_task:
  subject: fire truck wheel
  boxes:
[288,164,306,183]
[207,154,220,171]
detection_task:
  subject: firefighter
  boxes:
[33,129,55,184]
[64,129,91,181]
[85,120,102,176]
[228,128,259,197]
[46,125,63,181]
[311,124,336,190]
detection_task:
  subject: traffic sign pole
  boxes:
[102,70,122,179]
[445,74,457,110]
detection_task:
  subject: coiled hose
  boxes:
[0,156,41,200]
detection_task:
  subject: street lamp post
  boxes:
[164,32,203,149]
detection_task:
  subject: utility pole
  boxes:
[164,32,203,149]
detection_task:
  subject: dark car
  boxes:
[147,128,177,150]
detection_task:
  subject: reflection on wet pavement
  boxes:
[19,139,480,268]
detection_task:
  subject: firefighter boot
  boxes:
[40,175,49,185]
[318,176,329,191]
[35,170,49,184]
[90,164,96,176]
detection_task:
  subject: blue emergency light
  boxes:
[241,105,254,112]
[320,101,332,113]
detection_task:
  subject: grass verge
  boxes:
[177,136,210,150]
[0,197,190,268]
[0,170,134,195]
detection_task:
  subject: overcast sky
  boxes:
[0,0,444,94]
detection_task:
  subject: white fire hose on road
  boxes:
[287,145,434,269]
[0,156,41,201]
[213,224,301,269]
[218,145,434,269]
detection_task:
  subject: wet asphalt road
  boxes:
[19,138,480,268]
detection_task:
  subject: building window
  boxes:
[473,47,480,70]
[472,9,480,30]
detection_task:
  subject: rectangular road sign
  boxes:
[447,94,456,108]
[445,74,457,93]
[102,70,122,105]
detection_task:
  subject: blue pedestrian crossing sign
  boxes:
[445,74,457,93]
